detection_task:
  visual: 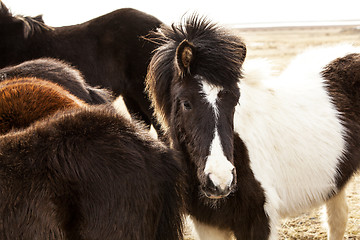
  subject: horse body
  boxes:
[0,106,184,240]
[234,45,360,239]
[0,58,112,104]
[0,2,161,130]
[0,67,183,239]
[236,57,346,216]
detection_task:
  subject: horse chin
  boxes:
[203,191,230,200]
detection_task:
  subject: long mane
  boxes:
[0,2,53,38]
[146,14,246,132]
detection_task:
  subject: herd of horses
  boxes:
[0,1,359,240]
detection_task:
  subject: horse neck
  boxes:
[7,29,54,66]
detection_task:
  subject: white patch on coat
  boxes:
[191,216,234,240]
[234,45,360,237]
[199,77,234,190]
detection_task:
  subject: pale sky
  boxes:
[4,0,360,27]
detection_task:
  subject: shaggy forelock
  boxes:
[155,14,246,84]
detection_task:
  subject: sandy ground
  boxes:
[184,25,360,240]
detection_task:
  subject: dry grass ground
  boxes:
[184,25,360,240]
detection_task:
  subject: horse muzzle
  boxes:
[201,169,236,199]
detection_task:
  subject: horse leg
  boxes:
[325,187,348,240]
[191,217,233,240]
[232,209,273,240]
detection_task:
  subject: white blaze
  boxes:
[200,79,234,190]
[201,80,220,118]
[204,130,234,190]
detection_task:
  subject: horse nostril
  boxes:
[205,174,218,192]
[203,174,233,199]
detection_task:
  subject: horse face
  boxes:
[172,40,240,199]
[173,74,239,199]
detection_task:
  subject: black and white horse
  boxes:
[0,2,161,132]
[147,13,360,240]
[0,105,184,240]
[233,45,360,239]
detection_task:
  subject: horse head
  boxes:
[146,15,246,199]
[0,2,51,67]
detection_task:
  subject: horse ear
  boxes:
[33,15,45,23]
[0,1,11,17]
[176,39,195,75]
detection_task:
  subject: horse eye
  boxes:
[182,100,192,111]
[218,90,231,99]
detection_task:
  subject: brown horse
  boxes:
[0,2,162,133]
[0,106,185,240]
[0,77,184,239]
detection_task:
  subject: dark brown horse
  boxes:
[0,2,161,132]
[0,81,184,239]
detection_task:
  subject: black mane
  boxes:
[19,15,54,38]
[150,14,246,85]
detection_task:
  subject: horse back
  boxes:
[0,77,85,134]
[322,52,360,189]
[322,53,360,118]
[0,58,113,104]
[0,107,184,240]
[49,8,162,92]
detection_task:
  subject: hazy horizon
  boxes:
[4,0,360,27]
